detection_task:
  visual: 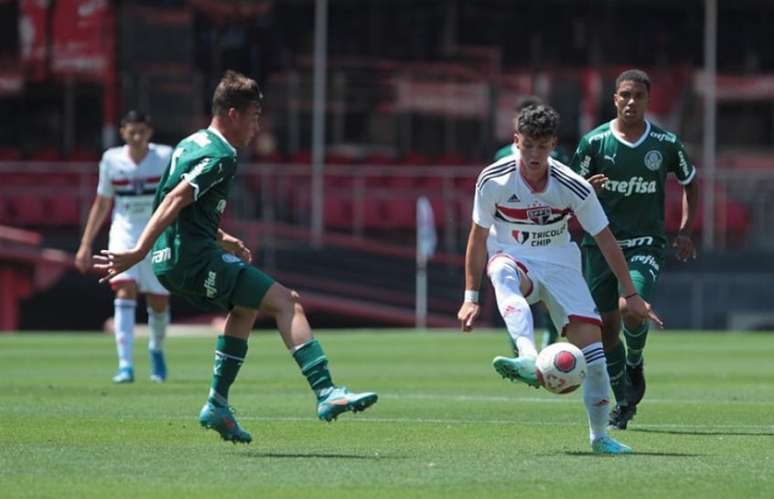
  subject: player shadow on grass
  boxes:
[631,428,774,437]
[563,451,702,457]
[240,451,398,460]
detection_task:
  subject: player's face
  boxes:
[515,133,556,173]
[231,104,261,148]
[614,80,649,125]
[120,123,152,149]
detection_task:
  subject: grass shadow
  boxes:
[240,451,398,460]
[563,451,702,457]
[632,428,774,437]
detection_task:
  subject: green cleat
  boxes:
[591,435,633,455]
[198,402,252,444]
[317,386,378,422]
[492,356,540,388]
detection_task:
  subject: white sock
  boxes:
[114,298,136,369]
[488,257,537,359]
[147,307,169,352]
[581,342,610,442]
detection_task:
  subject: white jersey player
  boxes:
[457,105,662,455]
[75,111,172,383]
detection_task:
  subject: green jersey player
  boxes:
[569,69,698,430]
[95,70,377,444]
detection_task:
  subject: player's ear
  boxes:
[513,133,520,147]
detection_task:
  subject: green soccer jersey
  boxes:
[569,120,696,249]
[151,128,238,274]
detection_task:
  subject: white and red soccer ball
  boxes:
[535,343,587,394]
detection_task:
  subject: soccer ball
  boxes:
[535,343,587,395]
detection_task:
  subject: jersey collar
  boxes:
[207,126,237,155]
[610,119,651,149]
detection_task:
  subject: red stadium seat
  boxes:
[8,195,48,225]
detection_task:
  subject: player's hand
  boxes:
[74,245,93,274]
[219,233,252,263]
[457,302,480,332]
[672,232,696,262]
[587,174,608,193]
[93,248,144,284]
[622,294,664,329]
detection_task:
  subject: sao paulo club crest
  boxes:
[644,150,663,171]
[527,205,552,225]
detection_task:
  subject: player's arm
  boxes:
[458,222,490,332]
[569,136,607,192]
[674,180,699,262]
[75,195,113,273]
[94,180,194,282]
[593,228,663,328]
[217,228,252,263]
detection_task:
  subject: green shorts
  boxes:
[581,245,664,314]
[156,251,275,313]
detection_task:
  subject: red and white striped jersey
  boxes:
[473,153,608,266]
[97,143,172,236]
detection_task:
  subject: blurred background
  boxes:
[1,0,772,332]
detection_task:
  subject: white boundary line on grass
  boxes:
[232,415,774,431]
[382,392,774,406]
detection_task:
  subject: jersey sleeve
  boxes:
[182,157,235,200]
[571,178,609,237]
[472,181,498,229]
[95,154,113,197]
[670,137,697,185]
[568,136,596,178]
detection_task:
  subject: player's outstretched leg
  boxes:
[492,356,540,388]
[291,338,378,422]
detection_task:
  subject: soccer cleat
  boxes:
[626,362,646,406]
[198,402,252,444]
[112,367,134,384]
[149,350,167,383]
[316,386,378,422]
[492,356,540,388]
[592,435,633,455]
[608,403,637,430]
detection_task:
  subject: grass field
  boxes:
[2,330,774,498]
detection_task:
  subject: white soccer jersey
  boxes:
[97,143,172,246]
[474,153,608,267]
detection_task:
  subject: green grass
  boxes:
[2,330,774,498]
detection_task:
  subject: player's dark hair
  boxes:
[120,110,151,127]
[615,69,651,93]
[512,95,544,131]
[212,70,263,116]
[516,105,560,139]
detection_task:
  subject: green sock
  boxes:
[292,339,334,398]
[605,339,627,404]
[208,335,248,407]
[624,322,649,367]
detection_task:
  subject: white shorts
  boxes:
[108,226,169,295]
[487,251,601,333]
